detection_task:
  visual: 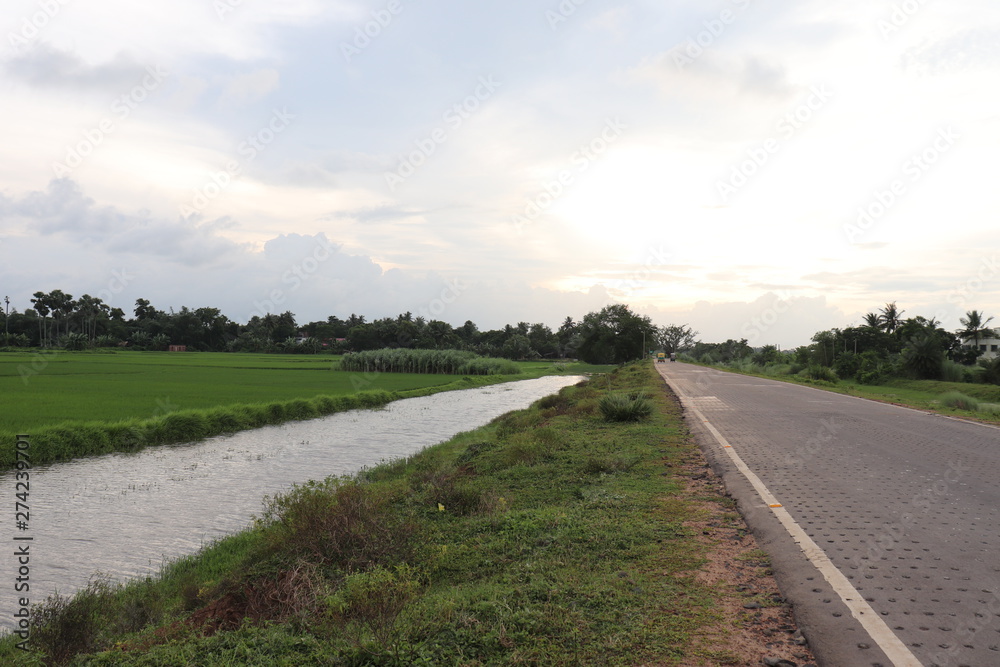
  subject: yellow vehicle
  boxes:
[656,352,666,363]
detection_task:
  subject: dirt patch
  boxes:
[673,451,818,667]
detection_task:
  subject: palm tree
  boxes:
[31,291,50,346]
[879,302,905,335]
[862,312,881,329]
[959,310,995,350]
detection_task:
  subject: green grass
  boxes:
[0,351,610,468]
[1,361,725,666]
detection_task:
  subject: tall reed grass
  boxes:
[340,349,521,375]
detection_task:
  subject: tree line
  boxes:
[1,291,695,365]
[687,303,998,386]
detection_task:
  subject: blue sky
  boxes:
[1,0,998,347]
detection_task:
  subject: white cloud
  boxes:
[219,68,281,107]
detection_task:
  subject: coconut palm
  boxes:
[862,312,881,329]
[959,310,996,350]
[878,302,905,334]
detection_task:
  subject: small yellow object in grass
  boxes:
[438,503,445,512]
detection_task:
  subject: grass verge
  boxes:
[1,361,811,665]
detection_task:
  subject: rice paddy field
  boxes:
[0,351,608,460]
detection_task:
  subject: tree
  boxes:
[576,304,657,365]
[878,302,905,335]
[31,291,50,346]
[862,312,881,329]
[501,334,533,360]
[657,324,698,353]
[959,310,995,352]
[47,290,75,343]
[901,334,944,380]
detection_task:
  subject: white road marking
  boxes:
[661,369,924,667]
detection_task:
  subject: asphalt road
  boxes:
[657,362,1000,667]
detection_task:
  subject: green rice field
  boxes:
[0,351,609,467]
[2,351,454,433]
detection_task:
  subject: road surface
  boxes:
[657,362,1000,667]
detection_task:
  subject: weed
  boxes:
[326,564,424,655]
[598,391,654,422]
[258,480,418,571]
[939,391,980,412]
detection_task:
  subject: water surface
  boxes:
[1,375,582,630]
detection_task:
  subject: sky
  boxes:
[1,0,998,348]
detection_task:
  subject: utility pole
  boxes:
[3,296,9,343]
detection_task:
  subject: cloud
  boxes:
[902,29,1000,75]
[2,43,151,91]
[219,68,281,106]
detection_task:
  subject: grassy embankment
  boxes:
[0,351,607,468]
[685,358,1000,424]
[0,361,792,666]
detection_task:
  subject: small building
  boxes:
[168,345,187,352]
[962,336,1000,361]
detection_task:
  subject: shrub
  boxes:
[939,391,980,412]
[901,335,944,380]
[258,480,418,570]
[326,564,423,652]
[805,365,838,383]
[598,391,654,422]
[30,575,116,663]
[979,403,1000,417]
[981,356,1000,386]
[940,360,967,383]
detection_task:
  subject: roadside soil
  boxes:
[670,442,819,667]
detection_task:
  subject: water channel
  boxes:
[1,375,583,631]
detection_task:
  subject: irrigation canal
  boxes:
[1,375,583,631]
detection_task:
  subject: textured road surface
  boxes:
[657,362,1000,667]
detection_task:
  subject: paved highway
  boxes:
[657,362,1000,667]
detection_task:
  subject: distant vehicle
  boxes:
[669,352,677,362]
[656,353,666,363]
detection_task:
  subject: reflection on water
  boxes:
[0,376,582,629]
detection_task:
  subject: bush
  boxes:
[598,391,654,422]
[901,335,944,380]
[326,564,423,652]
[258,480,418,570]
[939,391,980,412]
[981,357,1000,385]
[805,365,838,383]
[30,575,116,663]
